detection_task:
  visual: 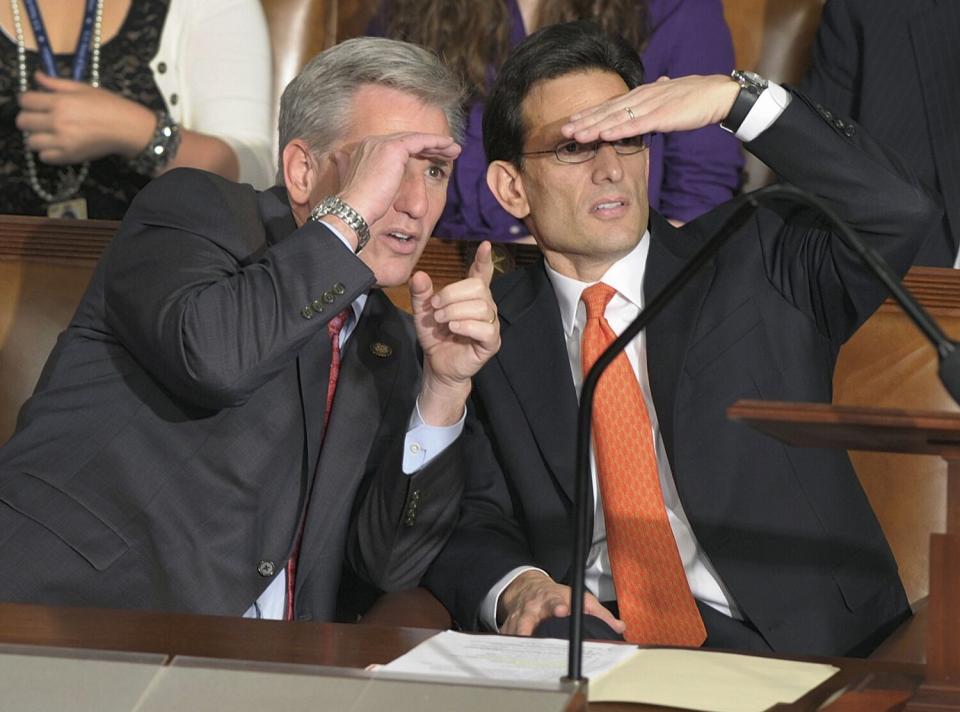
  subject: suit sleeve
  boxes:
[742,90,941,343]
[345,427,467,592]
[103,169,375,410]
[421,402,541,631]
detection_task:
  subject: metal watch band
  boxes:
[310,196,371,253]
[720,70,769,134]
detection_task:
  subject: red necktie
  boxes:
[580,283,706,646]
[285,308,351,620]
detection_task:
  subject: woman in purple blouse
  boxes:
[371,0,742,241]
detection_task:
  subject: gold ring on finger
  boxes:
[625,106,636,121]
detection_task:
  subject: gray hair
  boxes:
[276,37,466,184]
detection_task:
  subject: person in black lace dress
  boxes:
[0,0,272,219]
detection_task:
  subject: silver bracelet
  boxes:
[130,110,181,177]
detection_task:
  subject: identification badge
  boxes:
[47,198,88,219]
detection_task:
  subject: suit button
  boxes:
[300,305,314,320]
[311,299,325,312]
[822,109,832,120]
[322,291,335,304]
[257,560,275,577]
[844,125,856,137]
[332,283,346,296]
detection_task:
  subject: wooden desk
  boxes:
[0,602,925,711]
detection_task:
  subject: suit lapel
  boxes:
[644,213,716,468]
[496,263,581,503]
[294,291,405,592]
[910,0,960,254]
[255,187,334,483]
[297,334,332,478]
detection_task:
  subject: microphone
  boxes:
[565,182,958,681]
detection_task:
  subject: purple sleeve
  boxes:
[435,100,529,241]
[642,0,743,222]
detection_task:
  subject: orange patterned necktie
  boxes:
[580,283,706,646]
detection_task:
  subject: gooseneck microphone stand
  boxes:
[565,182,959,682]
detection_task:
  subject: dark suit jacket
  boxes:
[800,0,960,266]
[424,93,941,656]
[0,169,463,620]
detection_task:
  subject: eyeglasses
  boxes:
[521,135,650,164]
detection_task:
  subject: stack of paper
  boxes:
[379,630,839,712]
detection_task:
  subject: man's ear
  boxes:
[486,160,530,219]
[282,139,320,211]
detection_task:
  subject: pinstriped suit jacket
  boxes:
[801,0,960,266]
[0,169,464,620]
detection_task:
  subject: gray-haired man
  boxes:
[0,38,499,622]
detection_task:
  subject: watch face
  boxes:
[741,71,768,89]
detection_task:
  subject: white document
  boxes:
[379,630,840,712]
[379,630,636,682]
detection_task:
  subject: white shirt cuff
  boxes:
[480,566,549,632]
[402,398,465,474]
[735,81,792,143]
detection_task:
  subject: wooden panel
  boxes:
[260,0,338,162]
[834,267,960,604]
[722,0,825,83]
[0,214,114,263]
[0,217,112,443]
[722,0,826,191]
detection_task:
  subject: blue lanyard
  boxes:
[22,0,99,81]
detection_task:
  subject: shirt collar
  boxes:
[544,231,651,336]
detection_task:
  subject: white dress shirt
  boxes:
[481,239,740,629]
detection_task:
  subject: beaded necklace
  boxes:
[9,0,104,204]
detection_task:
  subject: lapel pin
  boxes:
[370,342,393,358]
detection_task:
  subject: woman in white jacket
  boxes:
[1,0,273,218]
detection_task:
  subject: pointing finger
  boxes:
[468,240,496,287]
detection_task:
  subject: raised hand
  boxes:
[17,72,155,164]
[562,74,740,144]
[498,570,626,637]
[329,131,461,238]
[409,241,500,426]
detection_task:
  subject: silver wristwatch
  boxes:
[310,196,371,253]
[720,70,769,133]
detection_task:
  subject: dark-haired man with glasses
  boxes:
[423,20,939,657]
